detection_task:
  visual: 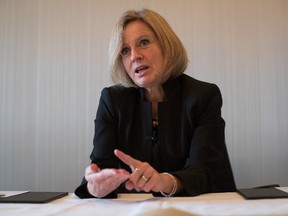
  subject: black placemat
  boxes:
[0,191,68,203]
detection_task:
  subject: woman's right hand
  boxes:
[85,164,130,198]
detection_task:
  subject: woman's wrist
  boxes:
[160,172,177,197]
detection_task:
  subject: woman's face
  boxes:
[121,21,165,89]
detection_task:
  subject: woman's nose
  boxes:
[130,47,143,62]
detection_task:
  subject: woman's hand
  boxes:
[85,163,130,198]
[114,149,174,193]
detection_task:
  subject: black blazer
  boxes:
[75,74,236,198]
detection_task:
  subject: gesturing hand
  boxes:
[114,149,166,193]
[85,163,130,198]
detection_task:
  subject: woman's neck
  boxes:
[144,86,165,119]
[144,86,165,102]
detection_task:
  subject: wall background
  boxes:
[1,0,287,192]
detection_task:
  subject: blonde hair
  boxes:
[109,8,188,87]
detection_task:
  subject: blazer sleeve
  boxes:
[74,88,121,199]
[172,84,235,196]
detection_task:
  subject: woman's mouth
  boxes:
[135,66,149,74]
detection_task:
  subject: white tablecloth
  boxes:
[1,187,288,216]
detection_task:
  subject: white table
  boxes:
[1,187,288,216]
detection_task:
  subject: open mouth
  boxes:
[135,66,149,74]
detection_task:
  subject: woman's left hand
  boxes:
[114,149,167,193]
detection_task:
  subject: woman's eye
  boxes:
[121,47,130,56]
[139,39,149,47]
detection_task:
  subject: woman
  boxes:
[75,8,236,198]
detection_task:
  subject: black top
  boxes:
[75,74,236,198]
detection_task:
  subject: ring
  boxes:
[141,175,148,182]
[135,168,142,176]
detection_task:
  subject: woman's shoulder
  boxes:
[180,74,215,86]
[177,74,223,108]
[178,74,220,96]
[100,85,140,103]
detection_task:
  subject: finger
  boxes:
[134,168,143,177]
[114,149,139,170]
[100,170,130,189]
[85,168,130,183]
[142,173,158,192]
[85,164,100,177]
[131,162,150,183]
[90,164,100,172]
[86,169,131,198]
[125,180,134,191]
[137,170,152,188]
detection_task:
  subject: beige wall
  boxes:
[1,0,287,192]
